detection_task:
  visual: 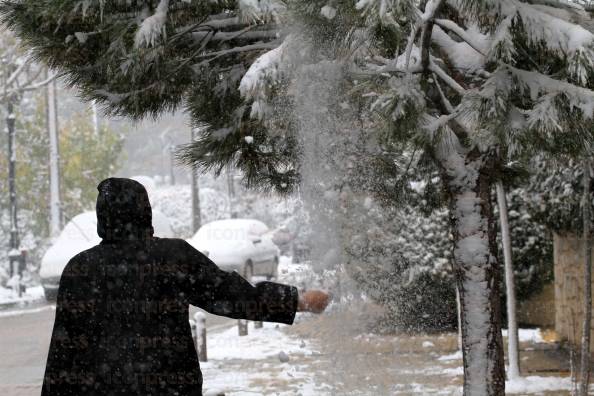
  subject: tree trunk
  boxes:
[227,166,237,219]
[439,149,505,396]
[46,77,61,239]
[496,181,520,379]
[6,100,19,254]
[579,160,592,396]
[190,128,201,233]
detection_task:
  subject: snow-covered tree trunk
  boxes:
[579,160,592,396]
[46,77,61,239]
[439,146,505,396]
[496,181,520,379]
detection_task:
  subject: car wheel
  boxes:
[243,260,254,281]
[267,257,279,280]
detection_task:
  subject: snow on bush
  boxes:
[524,156,592,234]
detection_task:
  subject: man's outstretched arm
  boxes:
[178,240,328,324]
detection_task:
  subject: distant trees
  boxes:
[0,95,123,278]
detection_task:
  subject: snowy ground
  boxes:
[0,256,585,395]
[200,321,330,395]
[198,307,576,395]
[0,285,45,307]
[198,258,579,395]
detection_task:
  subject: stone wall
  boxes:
[517,283,555,328]
[554,233,594,348]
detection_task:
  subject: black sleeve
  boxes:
[178,240,298,324]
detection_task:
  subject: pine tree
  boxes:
[0,0,296,190]
[2,1,594,395]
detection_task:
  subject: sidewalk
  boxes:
[201,303,580,395]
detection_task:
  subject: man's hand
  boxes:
[297,290,331,313]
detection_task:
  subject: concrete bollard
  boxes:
[238,319,248,336]
[193,312,207,362]
[251,274,263,329]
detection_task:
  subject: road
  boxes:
[0,302,234,396]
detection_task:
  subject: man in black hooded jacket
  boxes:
[41,177,329,396]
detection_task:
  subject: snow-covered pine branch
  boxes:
[239,0,286,23]
[239,40,287,120]
[475,0,594,84]
[134,0,170,48]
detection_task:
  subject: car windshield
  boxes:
[58,213,98,244]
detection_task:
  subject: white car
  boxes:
[40,211,174,300]
[187,219,280,280]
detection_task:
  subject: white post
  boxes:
[238,319,248,336]
[579,160,592,396]
[496,181,520,379]
[193,312,207,362]
[456,286,462,351]
[47,77,61,239]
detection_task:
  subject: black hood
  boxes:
[96,178,154,241]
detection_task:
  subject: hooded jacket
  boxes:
[41,178,298,395]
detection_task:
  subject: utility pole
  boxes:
[46,76,61,238]
[190,128,201,233]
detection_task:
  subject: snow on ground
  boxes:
[506,376,573,394]
[502,328,546,343]
[196,256,331,395]
[200,321,329,395]
[206,323,317,361]
[0,256,581,395]
[0,285,45,306]
[438,350,462,361]
[0,257,578,396]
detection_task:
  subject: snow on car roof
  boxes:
[193,219,268,239]
[40,210,174,278]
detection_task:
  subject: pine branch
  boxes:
[429,60,466,95]
[433,18,487,56]
[194,41,281,63]
[190,29,279,43]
